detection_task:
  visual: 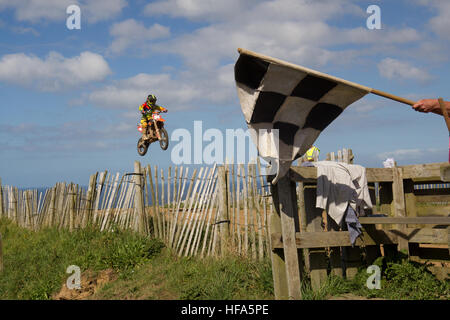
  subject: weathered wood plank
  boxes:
[290,166,394,183]
[146,165,158,237]
[218,166,229,256]
[416,206,450,217]
[269,176,291,300]
[271,228,448,248]
[291,163,450,183]
[359,216,450,225]
[416,195,450,203]
[277,175,302,300]
[304,183,327,290]
[440,164,450,182]
[392,167,408,252]
[401,162,448,181]
[134,161,146,235]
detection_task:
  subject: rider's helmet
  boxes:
[147,94,157,106]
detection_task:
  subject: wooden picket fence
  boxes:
[2,147,447,270]
[0,160,272,259]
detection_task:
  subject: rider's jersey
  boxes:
[139,102,166,115]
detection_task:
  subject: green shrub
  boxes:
[300,255,449,300]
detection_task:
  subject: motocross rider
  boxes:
[139,94,167,137]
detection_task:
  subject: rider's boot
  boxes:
[142,124,148,140]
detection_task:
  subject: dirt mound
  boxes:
[53,269,117,300]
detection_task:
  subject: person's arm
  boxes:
[412,99,450,116]
[155,104,167,112]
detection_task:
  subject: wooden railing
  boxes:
[270,161,450,300]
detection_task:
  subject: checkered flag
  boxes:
[234,49,370,183]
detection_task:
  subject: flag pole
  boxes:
[237,48,417,106]
[370,89,415,106]
[438,98,450,163]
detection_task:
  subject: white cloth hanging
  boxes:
[313,161,373,226]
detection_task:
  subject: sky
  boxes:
[0,0,449,188]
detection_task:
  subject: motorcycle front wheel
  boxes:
[137,137,149,156]
[159,127,169,150]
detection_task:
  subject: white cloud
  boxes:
[0,51,111,91]
[415,0,450,40]
[82,0,127,23]
[88,73,202,111]
[377,58,432,83]
[145,0,363,22]
[429,5,450,40]
[144,0,260,21]
[141,0,422,78]
[88,66,237,112]
[109,19,170,54]
[100,0,427,114]
[0,0,126,23]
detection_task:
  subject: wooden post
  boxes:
[161,168,167,240]
[392,167,409,253]
[83,173,98,227]
[0,178,3,218]
[297,181,311,273]
[134,161,146,235]
[68,184,76,232]
[231,163,237,249]
[269,176,289,300]
[277,175,302,299]
[327,218,343,277]
[304,183,328,290]
[248,164,257,260]
[12,187,18,223]
[146,165,158,237]
[48,186,56,227]
[154,166,162,239]
[404,179,417,218]
[378,180,397,259]
[241,164,249,255]
[93,171,107,226]
[251,163,264,260]
[218,166,230,255]
[235,165,242,255]
[168,166,172,211]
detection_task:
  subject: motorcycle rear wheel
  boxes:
[137,137,149,156]
[159,127,169,150]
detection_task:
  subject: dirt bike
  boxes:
[137,111,169,156]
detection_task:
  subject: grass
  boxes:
[300,256,450,300]
[1,217,448,300]
[0,218,273,300]
[94,250,274,300]
[0,218,163,299]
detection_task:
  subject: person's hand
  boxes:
[412,99,439,113]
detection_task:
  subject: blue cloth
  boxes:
[343,205,362,247]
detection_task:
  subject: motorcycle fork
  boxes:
[153,119,161,140]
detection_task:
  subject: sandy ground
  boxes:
[53,269,117,300]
